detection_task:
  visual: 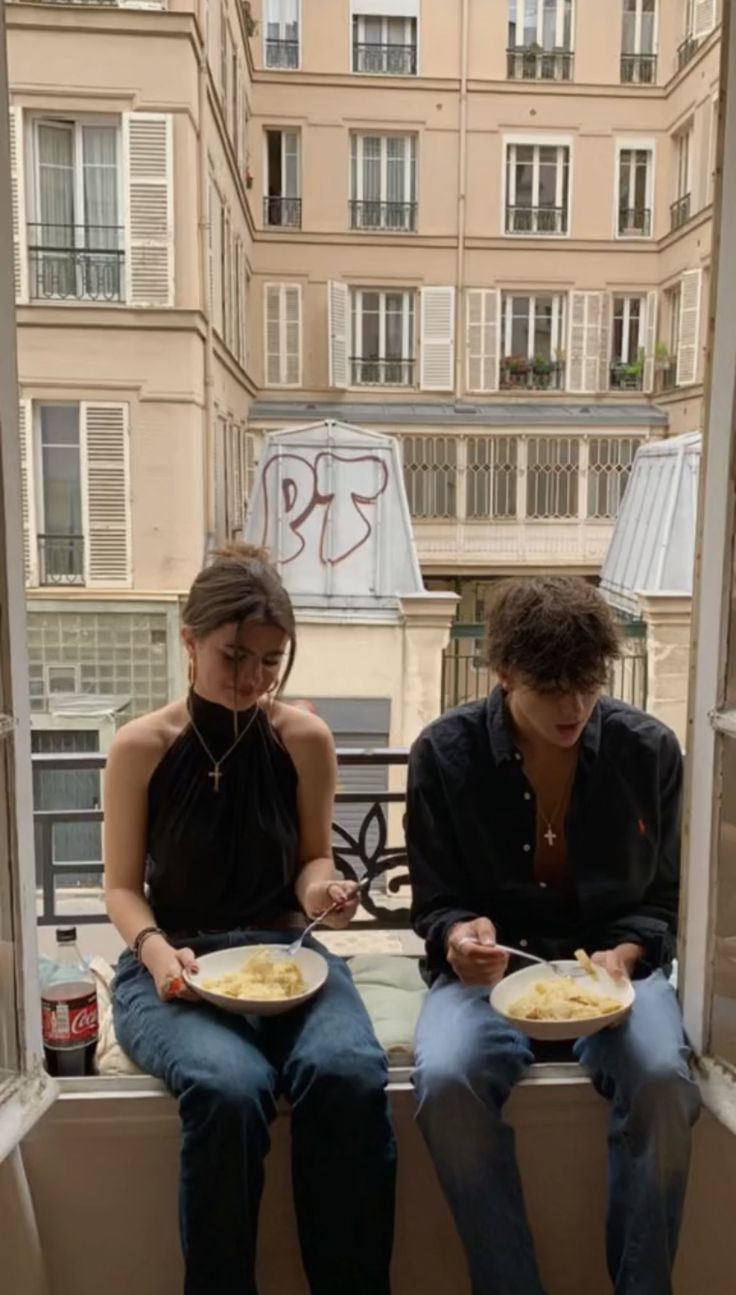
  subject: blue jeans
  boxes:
[114,931,396,1295]
[413,970,701,1295]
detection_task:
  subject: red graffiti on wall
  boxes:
[257,451,390,566]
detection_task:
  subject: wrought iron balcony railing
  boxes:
[505,205,568,235]
[500,360,565,391]
[263,196,302,228]
[349,200,417,232]
[506,46,573,81]
[656,361,678,393]
[38,534,85,586]
[618,206,652,237]
[677,35,699,72]
[33,749,411,930]
[353,42,417,75]
[350,357,415,387]
[620,53,657,84]
[670,193,691,230]
[265,38,300,69]
[27,224,124,302]
[609,362,644,391]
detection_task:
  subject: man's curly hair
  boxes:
[485,576,620,693]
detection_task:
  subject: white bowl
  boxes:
[490,959,635,1041]
[184,944,329,1017]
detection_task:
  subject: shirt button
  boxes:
[520,939,528,948]
[523,844,531,853]
[539,881,547,889]
[523,792,531,801]
[514,753,522,761]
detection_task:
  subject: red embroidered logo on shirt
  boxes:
[638,819,646,835]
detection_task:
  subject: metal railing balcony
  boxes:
[677,35,699,72]
[263,196,302,228]
[265,38,300,69]
[506,46,573,81]
[618,207,652,237]
[620,53,657,84]
[505,205,568,235]
[349,200,417,232]
[353,42,417,75]
[670,193,691,230]
[609,362,644,391]
[38,534,85,586]
[500,360,565,391]
[27,224,124,302]
[350,357,415,387]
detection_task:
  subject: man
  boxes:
[407,576,700,1295]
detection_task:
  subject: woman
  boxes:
[105,544,396,1295]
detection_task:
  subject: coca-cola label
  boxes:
[42,989,98,1048]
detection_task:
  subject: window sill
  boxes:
[0,1068,57,1162]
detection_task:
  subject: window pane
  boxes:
[510,295,531,357]
[38,123,74,246]
[514,146,534,205]
[534,297,553,360]
[82,126,118,250]
[39,405,82,536]
[526,436,579,518]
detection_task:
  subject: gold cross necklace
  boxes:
[186,699,259,792]
[536,762,577,848]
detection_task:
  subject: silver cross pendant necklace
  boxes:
[186,700,259,792]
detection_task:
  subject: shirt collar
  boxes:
[485,684,603,764]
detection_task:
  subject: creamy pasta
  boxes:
[507,977,621,1022]
[203,951,307,1001]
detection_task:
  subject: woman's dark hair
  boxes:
[485,575,620,693]
[183,543,296,693]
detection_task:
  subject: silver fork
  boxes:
[457,937,570,978]
[284,877,370,957]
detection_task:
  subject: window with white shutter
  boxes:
[264,283,302,386]
[694,0,717,39]
[81,403,131,587]
[124,113,173,307]
[676,268,703,386]
[643,290,658,392]
[466,289,500,393]
[18,399,36,586]
[567,291,604,394]
[609,295,644,389]
[9,108,26,301]
[500,292,566,390]
[328,280,349,388]
[420,286,455,392]
[351,288,415,386]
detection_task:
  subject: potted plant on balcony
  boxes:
[501,354,530,388]
[654,342,670,371]
[611,347,644,389]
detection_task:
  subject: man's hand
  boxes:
[446,918,509,987]
[591,942,644,981]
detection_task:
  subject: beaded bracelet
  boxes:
[132,925,166,963]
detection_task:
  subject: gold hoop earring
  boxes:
[187,654,196,689]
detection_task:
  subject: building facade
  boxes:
[5,0,721,727]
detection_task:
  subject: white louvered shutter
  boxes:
[694,0,717,38]
[567,291,603,394]
[328,281,349,389]
[421,286,455,392]
[81,403,131,588]
[598,294,613,392]
[18,400,37,586]
[643,290,658,393]
[9,108,26,302]
[124,113,174,307]
[466,289,500,393]
[265,284,301,386]
[120,1,166,8]
[676,269,703,387]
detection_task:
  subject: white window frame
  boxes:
[350,133,417,230]
[501,292,567,361]
[507,0,574,50]
[611,295,644,364]
[614,138,655,238]
[350,288,415,387]
[503,135,573,238]
[33,401,83,555]
[263,282,302,388]
[674,122,693,201]
[622,0,659,56]
[264,0,301,70]
[264,128,301,200]
[351,13,419,75]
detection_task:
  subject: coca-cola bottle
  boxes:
[41,928,99,1077]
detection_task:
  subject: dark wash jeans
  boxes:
[113,930,396,1295]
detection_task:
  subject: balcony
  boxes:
[37,534,85,586]
[500,359,565,391]
[506,46,573,81]
[656,360,678,392]
[670,193,692,230]
[677,35,699,71]
[349,200,417,233]
[350,357,415,387]
[353,42,417,75]
[413,517,615,572]
[505,205,568,235]
[27,224,124,303]
[265,38,299,69]
[609,362,644,391]
[263,196,302,228]
[620,53,657,84]
[618,206,652,237]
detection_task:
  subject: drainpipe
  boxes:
[454,0,470,397]
[198,0,216,560]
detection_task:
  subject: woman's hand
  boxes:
[591,943,644,982]
[302,878,362,930]
[446,917,509,987]
[142,936,200,1002]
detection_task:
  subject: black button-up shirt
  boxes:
[407,686,682,982]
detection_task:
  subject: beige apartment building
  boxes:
[5,0,721,732]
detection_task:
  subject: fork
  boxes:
[284,877,370,956]
[457,937,570,978]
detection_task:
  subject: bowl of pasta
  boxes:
[184,945,329,1016]
[490,959,635,1041]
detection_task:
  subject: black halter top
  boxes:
[145,692,300,935]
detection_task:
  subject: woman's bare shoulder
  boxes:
[270,700,334,752]
[107,700,189,773]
